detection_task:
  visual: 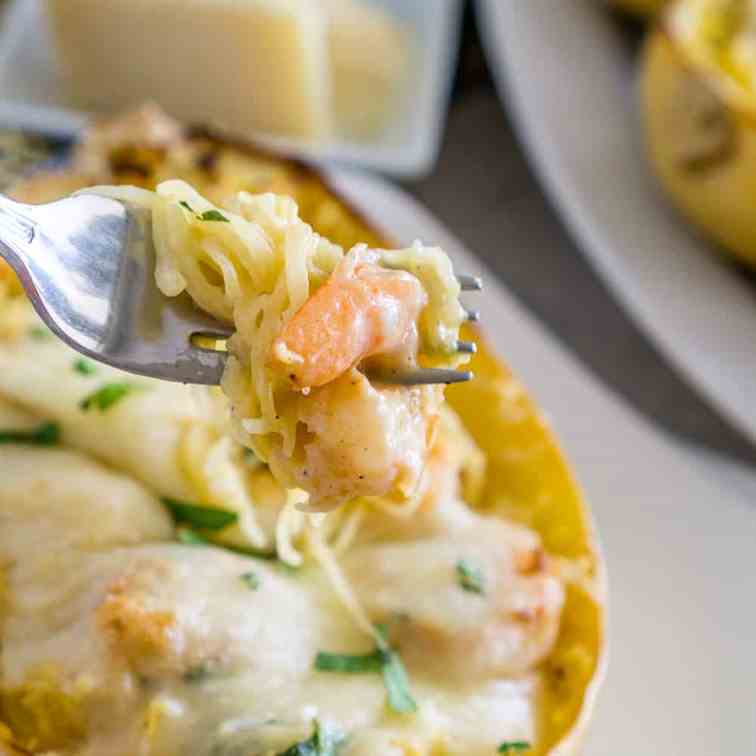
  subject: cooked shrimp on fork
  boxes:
[272,248,428,389]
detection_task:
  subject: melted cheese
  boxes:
[0,443,539,754]
[0,315,547,754]
[346,524,563,682]
[0,334,199,498]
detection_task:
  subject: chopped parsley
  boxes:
[277,560,302,576]
[0,421,60,446]
[199,209,229,222]
[79,382,137,412]
[243,447,261,467]
[241,571,260,590]
[314,649,383,674]
[315,624,417,715]
[175,524,278,561]
[456,559,485,595]
[184,663,211,683]
[378,635,417,714]
[277,720,343,756]
[73,357,97,376]
[162,498,238,531]
[498,742,531,754]
[178,200,229,223]
[28,325,51,340]
[177,528,209,546]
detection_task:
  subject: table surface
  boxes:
[408,5,756,465]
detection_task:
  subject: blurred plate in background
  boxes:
[335,166,756,755]
[0,0,462,177]
[477,0,756,448]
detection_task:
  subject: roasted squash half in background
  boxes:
[641,0,756,267]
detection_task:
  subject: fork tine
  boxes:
[182,348,227,386]
[457,274,482,291]
[191,326,235,341]
[456,340,477,354]
[371,368,473,386]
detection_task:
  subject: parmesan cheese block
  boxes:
[45,0,410,142]
[46,0,333,140]
[324,0,411,138]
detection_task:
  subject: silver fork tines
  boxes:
[457,274,483,291]
[371,368,474,386]
[0,187,481,388]
[194,273,483,387]
[456,340,477,354]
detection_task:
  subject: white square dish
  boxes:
[0,0,462,178]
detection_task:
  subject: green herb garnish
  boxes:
[79,382,137,412]
[184,663,211,683]
[315,625,417,715]
[178,200,229,223]
[199,209,229,222]
[277,560,302,576]
[175,525,278,561]
[498,742,531,754]
[314,649,384,674]
[277,720,343,756]
[73,357,97,376]
[376,624,417,715]
[456,559,485,595]
[243,447,262,467]
[28,325,51,340]
[177,528,209,546]
[162,498,238,531]
[241,571,260,590]
[0,421,60,446]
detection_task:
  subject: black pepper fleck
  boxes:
[196,149,219,173]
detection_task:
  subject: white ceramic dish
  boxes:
[477,0,756,449]
[0,0,462,178]
[331,166,756,754]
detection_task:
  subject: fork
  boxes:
[0,193,480,386]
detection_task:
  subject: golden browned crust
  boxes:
[98,577,177,675]
[642,9,756,266]
[0,666,87,754]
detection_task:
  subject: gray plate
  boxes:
[478,0,756,451]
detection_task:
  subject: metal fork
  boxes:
[0,193,480,386]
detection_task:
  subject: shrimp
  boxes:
[267,370,442,511]
[272,248,427,388]
[345,519,564,682]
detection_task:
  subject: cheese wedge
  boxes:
[46,0,409,142]
[47,0,333,140]
[325,0,411,139]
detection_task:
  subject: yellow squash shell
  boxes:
[1,111,606,755]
